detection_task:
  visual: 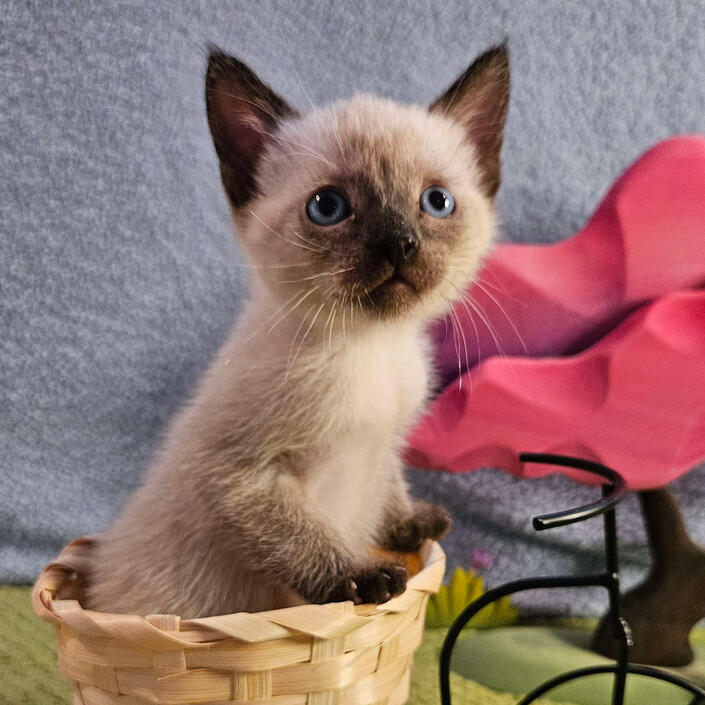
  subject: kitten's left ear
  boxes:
[430,44,510,199]
[206,49,299,208]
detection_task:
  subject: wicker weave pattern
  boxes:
[32,538,445,705]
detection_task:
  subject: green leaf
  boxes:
[426,566,519,630]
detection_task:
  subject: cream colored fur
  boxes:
[87,51,507,617]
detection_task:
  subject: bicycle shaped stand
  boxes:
[439,453,705,705]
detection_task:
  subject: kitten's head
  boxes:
[206,46,509,329]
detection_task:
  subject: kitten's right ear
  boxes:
[205,49,298,208]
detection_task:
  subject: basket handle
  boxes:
[31,536,96,623]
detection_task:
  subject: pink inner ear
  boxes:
[211,86,266,168]
[464,86,506,165]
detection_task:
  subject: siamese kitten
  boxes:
[87,45,510,617]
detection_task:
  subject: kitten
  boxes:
[86,45,510,618]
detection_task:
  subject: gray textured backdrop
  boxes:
[2,0,704,617]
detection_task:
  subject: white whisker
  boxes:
[248,210,326,255]
[467,295,506,358]
[447,302,470,391]
[442,277,481,367]
[281,149,336,169]
[285,301,326,382]
[340,292,347,341]
[323,299,337,353]
[285,302,317,380]
[474,280,528,355]
[232,262,310,270]
[291,229,336,254]
[328,301,338,351]
[242,286,314,343]
[438,291,462,388]
[249,285,321,343]
[281,267,353,284]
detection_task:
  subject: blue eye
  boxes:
[306,189,351,226]
[420,186,455,218]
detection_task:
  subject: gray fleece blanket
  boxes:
[2,0,705,617]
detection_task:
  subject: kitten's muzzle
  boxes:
[369,231,419,269]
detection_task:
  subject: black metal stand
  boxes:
[438,453,705,705]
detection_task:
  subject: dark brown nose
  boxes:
[373,232,419,267]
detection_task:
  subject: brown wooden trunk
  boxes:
[592,488,705,666]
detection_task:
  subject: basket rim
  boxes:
[31,537,445,648]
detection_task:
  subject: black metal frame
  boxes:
[438,453,705,705]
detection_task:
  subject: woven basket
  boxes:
[32,537,445,705]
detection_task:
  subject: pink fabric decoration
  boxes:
[407,136,705,489]
[433,135,705,380]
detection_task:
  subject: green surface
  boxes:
[411,628,578,705]
[0,586,588,705]
[426,567,518,630]
[452,625,705,705]
[0,586,71,705]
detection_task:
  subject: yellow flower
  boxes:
[426,567,518,629]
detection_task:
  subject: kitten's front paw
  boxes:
[382,502,452,552]
[326,563,407,605]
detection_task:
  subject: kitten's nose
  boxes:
[374,232,419,267]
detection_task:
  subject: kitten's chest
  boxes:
[302,329,430,550]
[343,327,430,432]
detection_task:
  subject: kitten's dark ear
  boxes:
[206,49,299,208]
[430,44,510,199]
